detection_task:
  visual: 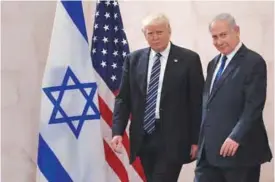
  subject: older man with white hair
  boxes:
[195,13,272,182]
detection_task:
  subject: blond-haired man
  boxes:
[111,13,204,182]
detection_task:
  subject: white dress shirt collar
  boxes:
[150,42,171,60]
[222,41,243,61]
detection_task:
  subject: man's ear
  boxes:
[168,24,171,34]
[141,28,144,35]
[142,28,147,38]
[234,25,240,35]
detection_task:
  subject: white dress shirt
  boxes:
[210,42,243,92]
[147,42,171,119]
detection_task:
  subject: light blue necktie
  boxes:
[143,53,162,134]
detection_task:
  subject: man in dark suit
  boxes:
[110,13,204,182]
[195,13,272,182]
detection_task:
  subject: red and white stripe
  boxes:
[95,71,146,182]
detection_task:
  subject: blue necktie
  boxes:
[144,53,162,134]
[212,55,227,89]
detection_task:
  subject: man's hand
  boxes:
[111,135,123,153]
[190,144,198,160]
[220,138,239,157]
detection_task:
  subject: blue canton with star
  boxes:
[43,67,100,139]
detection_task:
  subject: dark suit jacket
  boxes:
[197,44,272,167]
[112,43,204,164]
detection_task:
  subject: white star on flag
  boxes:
[101,61,107,68]
[111,63,117,69]
[111,75,117,81]
[103,24,109,31]
[92,48,96,54]
[113,51,118,56]
[105,0,111,6]
[122,38,127,45]
[101,48,107,55]
[102,37,109,43]
[93,36,97,42]
[104,12,110,19]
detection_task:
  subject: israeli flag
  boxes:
[36,1,106,182]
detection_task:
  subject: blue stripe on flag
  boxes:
[38,134,73,182]
[61,1,88,42]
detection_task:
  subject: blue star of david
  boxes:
[43,67,100,139]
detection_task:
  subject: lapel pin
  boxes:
[174,59,178,62]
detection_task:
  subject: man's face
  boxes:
[143,22,171,52]
[210,20,240,55]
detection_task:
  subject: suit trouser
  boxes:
[194,149,261,182]
[138,120,182,182]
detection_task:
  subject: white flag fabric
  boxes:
[36,1,106,182]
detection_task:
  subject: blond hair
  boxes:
[141,13,170,32]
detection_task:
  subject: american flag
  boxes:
[90,1,145,181]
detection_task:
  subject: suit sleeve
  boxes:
[189,53,205,144]
[112,55,131,136]
[229,57,267,144]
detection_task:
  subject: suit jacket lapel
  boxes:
[207,45,247,104]
[204,55,220,99]
[160,44,177,102]
[137,48,150,96]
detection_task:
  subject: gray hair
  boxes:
[141,13,170,32]
[209,13,237,31]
